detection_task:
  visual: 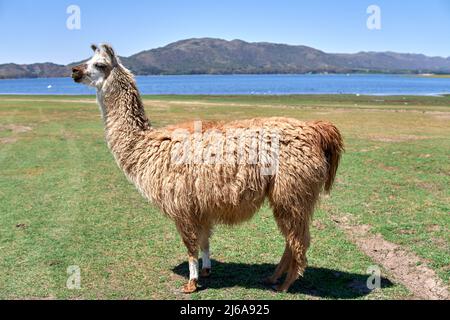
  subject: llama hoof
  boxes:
[182,279,198,294]
[200,268,211,278]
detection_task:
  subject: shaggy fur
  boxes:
[72,44,344,293]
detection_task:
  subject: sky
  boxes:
[1,0,450,64]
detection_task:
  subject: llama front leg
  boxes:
[200,247,211,277]
[184,252,199,293]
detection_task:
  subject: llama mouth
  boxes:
[71,73,83,83]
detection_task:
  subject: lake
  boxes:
[0,74,449,96]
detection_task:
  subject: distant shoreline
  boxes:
[1,93,448,97]
[416,73,450,78]
[2,72,450,81]
[2,72,450,80]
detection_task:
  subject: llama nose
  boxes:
[72,65,84,82]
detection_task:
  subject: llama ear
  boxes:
[91,44,98,52]
[101,44,118,65]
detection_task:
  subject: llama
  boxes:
[72,44,344,293]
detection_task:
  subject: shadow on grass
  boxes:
[173,259,393,299]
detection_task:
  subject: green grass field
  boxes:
[0,94,448,299]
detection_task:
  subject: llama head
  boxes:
[72,44,119,88]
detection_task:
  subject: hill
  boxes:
[1,38,450,79]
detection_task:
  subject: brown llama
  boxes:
[72,44,344,293]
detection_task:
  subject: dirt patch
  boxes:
[426,225,441,232]
[432,238,448,248]
[16,295,56,300]
[431,113,450,121]
[0,137,18,144]
[0,124,32,144]
[398,229,416,235]
[416,182,438,192]
[332,214,449,300]
[378,163,397,171]
[0,124,32,133]
[312,220,326,230]
[23,167,45,177]
[359,146,381,153]
[368,135,427,143]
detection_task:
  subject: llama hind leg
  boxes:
[269,205,312,292]
[264,243,291,285]
[274,218,311,292]
[274,254,307,292]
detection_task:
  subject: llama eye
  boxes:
[94,63,107,69]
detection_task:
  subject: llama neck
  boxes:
[97,66,151,176]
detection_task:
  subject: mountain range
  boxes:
[1,38,450,79]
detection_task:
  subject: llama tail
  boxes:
[312,121,344,193]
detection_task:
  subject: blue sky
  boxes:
[1,0,450,64]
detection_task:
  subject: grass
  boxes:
[0,94,448,299]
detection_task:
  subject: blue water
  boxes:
[0,74,450,95]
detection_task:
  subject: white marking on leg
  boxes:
[189,259,199,280]
[202,249,211,269]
